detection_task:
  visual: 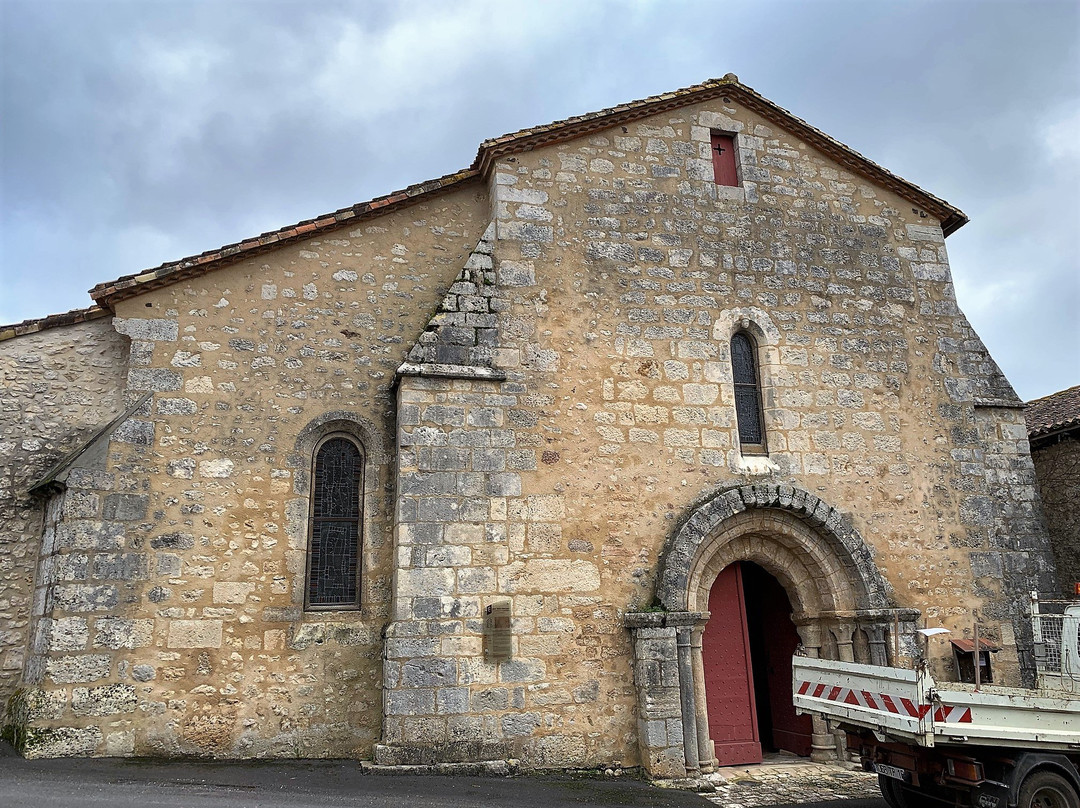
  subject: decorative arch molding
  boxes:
[292,410,389,463]
[711,305,781,347]
[656,484,890,613]
[630,485,915,779]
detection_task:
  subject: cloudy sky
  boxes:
[1,0,1077,400]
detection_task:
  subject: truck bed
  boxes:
[793,656,1080,752]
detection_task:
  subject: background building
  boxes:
[1026,385,1080,596]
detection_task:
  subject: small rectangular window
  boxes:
[711,132,738,186]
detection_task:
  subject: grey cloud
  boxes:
[1,0,1076,398]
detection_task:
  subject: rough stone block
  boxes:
[114,317,178,341]
[401,657,458,688]
[166,619,223,649]
[71,683,137,716]
[213,582,254,604]
[49,617,89,651]
[46,654,111,684]
[53,584,119,613]
[436,687,470,714]
[23,726,102,759]
[127,368,182,392]
[94,617,153,650]
[101,493,149,522]
[502,711,541,737]
[387,688,435,716]
[92,552,148,581]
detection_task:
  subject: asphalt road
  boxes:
[0,742,887,807]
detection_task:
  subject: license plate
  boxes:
[875,763,911,783]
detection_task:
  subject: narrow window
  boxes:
[307,436,363,609]
[731,332,766,454]
[711,132,738,186]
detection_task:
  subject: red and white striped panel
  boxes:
[933,705,973,723]
[797,680,932,719]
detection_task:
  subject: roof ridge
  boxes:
[88,168,479,307]
[1026,384,1080,406]
[38,74,965,313]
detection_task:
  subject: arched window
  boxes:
[731,332,766,454]
[306,436,363,609]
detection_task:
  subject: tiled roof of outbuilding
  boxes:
[1026,384,1080,440]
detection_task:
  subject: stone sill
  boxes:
[396,362,507,381]
[297,607,389,624]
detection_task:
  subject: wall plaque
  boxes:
[483,600,512,662]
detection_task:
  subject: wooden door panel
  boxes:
[702,563,761,765]
[758,572,813,757]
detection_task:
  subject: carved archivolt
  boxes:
[657,484,890,616]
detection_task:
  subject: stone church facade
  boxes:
[0,76,1057,777]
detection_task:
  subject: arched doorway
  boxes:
[702,561,812,765]
[639,484,901,774]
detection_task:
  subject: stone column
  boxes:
[863,622,889,666]
[829,622,857,762]
[796,621,836,763]
[675,626,699,775]
[690,621,715,772]
[831,622,855,663]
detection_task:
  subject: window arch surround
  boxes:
[289,412,389,613]
[712,308,780,458]
[731,331,766,454]
[306,434,364,609]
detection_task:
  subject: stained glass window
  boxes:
[307,437,363,608]
[731,332,766,452]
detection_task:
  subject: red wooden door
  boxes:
[702,563,761,765]
[757,573,813,756]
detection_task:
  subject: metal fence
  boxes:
[1031,596,1080,691]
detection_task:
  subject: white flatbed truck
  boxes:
[792,601,1080,808]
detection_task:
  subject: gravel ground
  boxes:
[704,759,882,807]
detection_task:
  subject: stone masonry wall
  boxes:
[20,182,489,758]
[1032,436,1080,596]
[0,319,129,725]
[478,95,1052,716]
[964,406,1057,683]
[376,96,1055,770]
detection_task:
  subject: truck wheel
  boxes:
[878,775,910,808]
[1018,771,1080,808]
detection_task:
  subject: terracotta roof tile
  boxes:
[1026,384,1080,440]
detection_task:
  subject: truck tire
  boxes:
[1018,771,1080,808]
[878,775,910,808]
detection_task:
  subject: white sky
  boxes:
[1,0,1077,400]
